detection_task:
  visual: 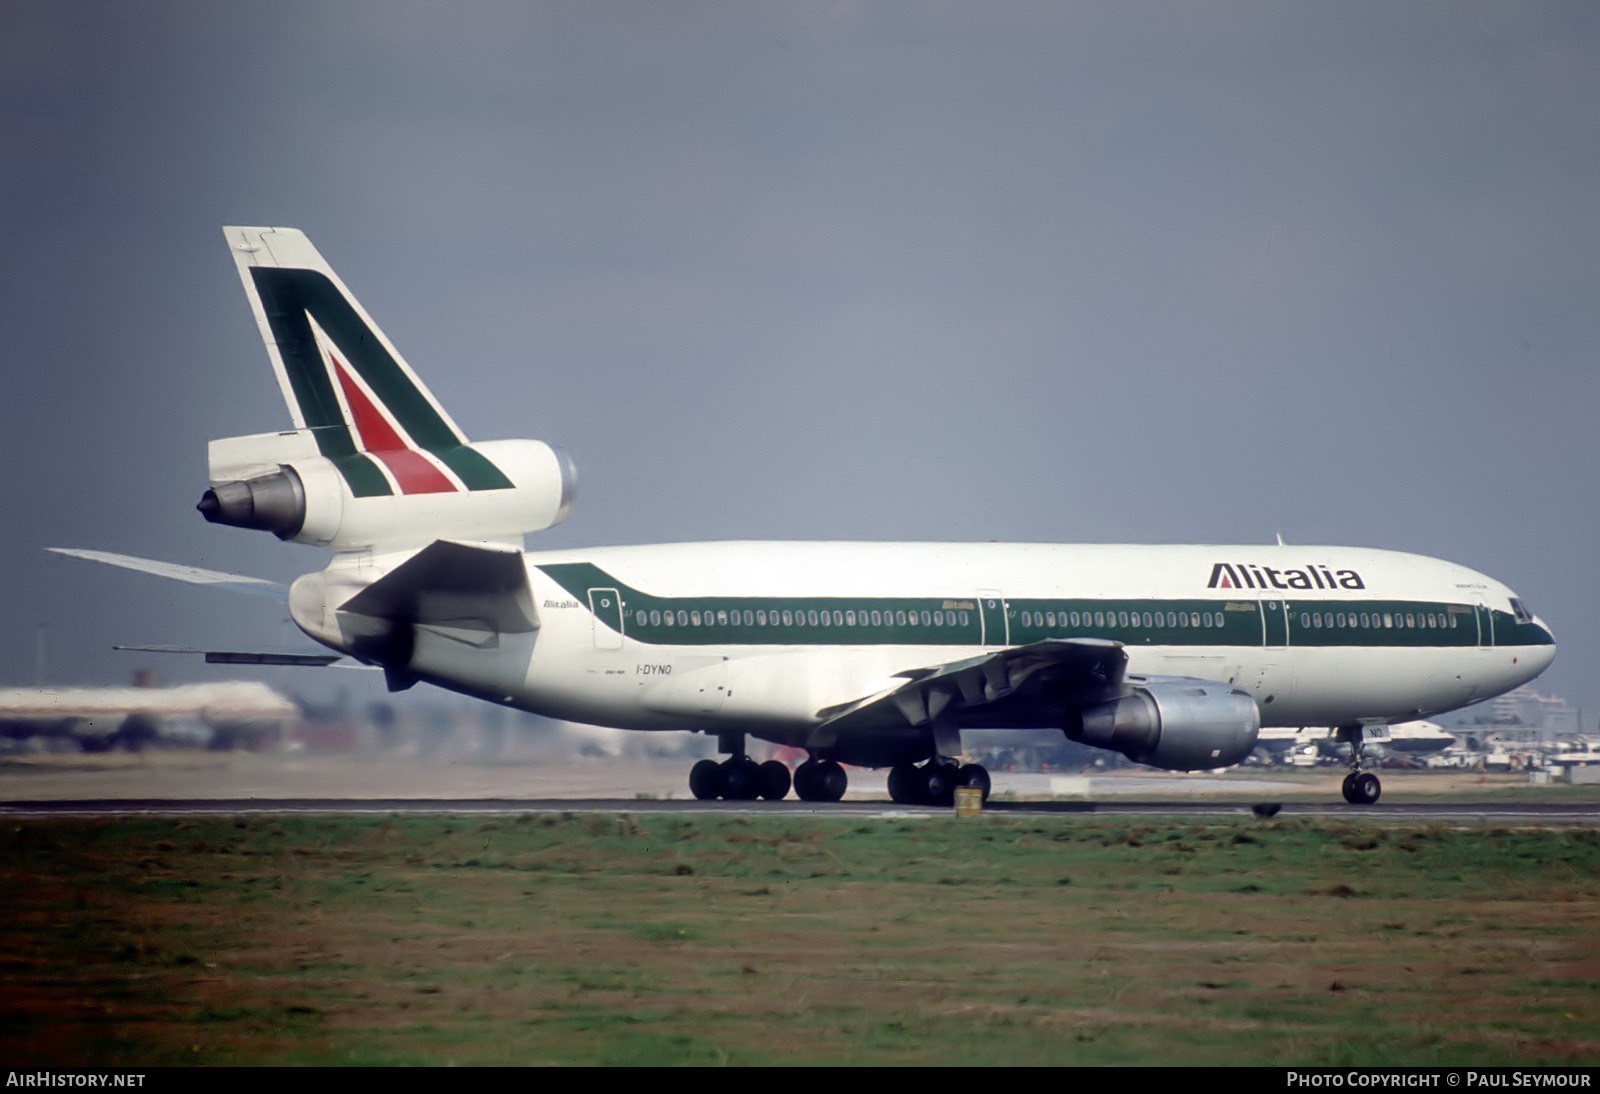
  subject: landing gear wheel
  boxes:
[1336,727,1382,806]
[887,763,921,804]
[922,761,958,807]
[813,760,848,802]
[956,763,992,804]
[793,759,820,801]
[757,760,792,801]
[689,759,723,801]
[1342,771,1381,805]
[721,757,762,801]
[794,759,847,802]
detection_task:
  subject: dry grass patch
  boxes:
[1,813,1596,1065]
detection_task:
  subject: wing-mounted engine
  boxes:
[198,431,576,550]
[1063,678,1260,770]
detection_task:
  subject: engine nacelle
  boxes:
[199,431,575,550]
[1063,679,1260,771]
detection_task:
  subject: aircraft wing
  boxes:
[810,638,1127,747]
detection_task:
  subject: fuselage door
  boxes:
[978,590,1009,646]
[588,587,624,650]
[1472,593,1493,649]
[1261,599,1288,649]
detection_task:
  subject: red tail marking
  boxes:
[331,355,456,495]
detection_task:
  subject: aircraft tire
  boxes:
[813,760,848,802]
[1342,771,1381,805]
[923,762,957,807]
[689,759,723,801]
[758,759,792,801]
[887,763,921,804]
[793,759,821,801]
[722,757,762,801]
[956,763,992,804]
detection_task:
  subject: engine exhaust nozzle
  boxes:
[197,466,307,539]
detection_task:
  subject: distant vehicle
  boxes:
[1539,748,1600,772]
[53,228,1557,804]
[0,681,300,751]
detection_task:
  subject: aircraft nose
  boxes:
[1526,619,1557,674]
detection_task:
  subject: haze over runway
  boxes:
[3,3,1597,721]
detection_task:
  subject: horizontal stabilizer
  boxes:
[205,651,344,667]
[112,645,351,668]
[339,540,536,633]
[48,548,284,600]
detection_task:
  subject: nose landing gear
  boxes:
[1335,725,1383,804]
[1342,770,1381,804]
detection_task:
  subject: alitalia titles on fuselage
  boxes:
[1208,562,1365,591]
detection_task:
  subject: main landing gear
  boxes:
[689,756,791,801]
[886,759,991,807]
[684,732,993,806]
[686,755,849,802]
[689,731,851,803]
[792,758,848,803]
[1335,725,1382,805]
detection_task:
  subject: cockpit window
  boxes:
[1509,598,1534,624]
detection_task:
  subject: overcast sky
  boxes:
[3,2,1597,721]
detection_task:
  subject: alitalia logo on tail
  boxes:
[1207,562,1365,591]
[249,266,513,498]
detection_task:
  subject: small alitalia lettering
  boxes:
[1208,562,1365,591]
[543,598,581,609]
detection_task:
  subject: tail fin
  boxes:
[207,228,575,550]
[223,226,511,496]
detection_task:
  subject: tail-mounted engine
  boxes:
[1063,679,1260,770]
[198,430,575,550]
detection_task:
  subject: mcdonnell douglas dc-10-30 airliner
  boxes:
[56,227,1556,805]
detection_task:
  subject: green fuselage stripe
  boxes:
[536,563,1553,650]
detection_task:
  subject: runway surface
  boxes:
[3,753,1595,821]
[5,796,1599,822]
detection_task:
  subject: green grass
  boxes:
[1,813,1597,1065]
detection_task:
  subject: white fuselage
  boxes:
[350,541,1554,753]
